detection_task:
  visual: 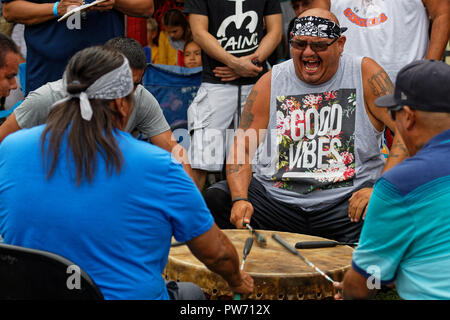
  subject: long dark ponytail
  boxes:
[41,46,130,185]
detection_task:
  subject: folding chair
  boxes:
[142,63,202,131]
[0,243,103,300]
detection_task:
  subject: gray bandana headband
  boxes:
[291,16,347,39]
[53,56,134,121]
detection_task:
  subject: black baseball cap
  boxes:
[375,59,450,113]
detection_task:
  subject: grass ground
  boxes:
[375,286,401,300]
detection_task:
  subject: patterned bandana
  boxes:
[291,16,347,39]
[54,56,134,121]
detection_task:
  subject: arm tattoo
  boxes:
[226,164,244,176]
[388,138,409,158]
[368,70,394,97]
[239,90,257,130]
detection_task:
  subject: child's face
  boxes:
[166,25,184,41]
[184,42,202,68]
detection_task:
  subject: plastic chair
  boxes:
[0,243,104,300]
[143,63,202,131]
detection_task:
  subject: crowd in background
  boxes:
[1,0,449,109]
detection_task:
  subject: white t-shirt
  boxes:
[331,0,430,81]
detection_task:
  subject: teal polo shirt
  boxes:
[352,130,450,300]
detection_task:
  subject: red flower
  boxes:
[343,167,355,180]
[324,91,337,101]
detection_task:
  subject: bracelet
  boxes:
[231,197,250,204]
[53,1,60,18]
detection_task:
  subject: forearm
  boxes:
[113,0,153,17]
[192,28,238,68]
[426,14,450,60]
[226,83,269,196]
[226,132,254,199]
[254,15,282,62]
[202,230,242,287]
[3,1,55,25]
[382,132,409,173]
[254,31,281,63]
[187,225,242,288]
[227,163,253,199]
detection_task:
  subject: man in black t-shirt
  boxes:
[184,0,282,190]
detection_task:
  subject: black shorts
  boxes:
[204,178,368,243]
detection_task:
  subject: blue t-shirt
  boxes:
[0,125,214,300]
[352,130,450,300]
[1,0,125,94]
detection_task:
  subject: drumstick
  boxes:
[243,222,267,247]
[240,237,254,270]
[234,237,254,300]
[295,241,358,249]
[272,234,335,284]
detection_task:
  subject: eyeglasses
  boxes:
[388,105,404,121]
[290,38,339,52]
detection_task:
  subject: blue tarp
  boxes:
[142,63,202,130]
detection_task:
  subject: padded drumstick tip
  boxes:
[243,222,267,247]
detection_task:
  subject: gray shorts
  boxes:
[188,82,254,171]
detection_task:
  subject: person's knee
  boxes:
[177,282,206,300]
[204,182,230,212]
[204,182,234,229]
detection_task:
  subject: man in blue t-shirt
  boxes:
[336,59,450,300]
[1,0,153,95]
[0,45,253,299]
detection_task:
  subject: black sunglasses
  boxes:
[388,105,404,121]
[289,38,339,52]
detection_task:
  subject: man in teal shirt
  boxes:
[337,59,450,300]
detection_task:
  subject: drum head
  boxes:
[164,230,353,300]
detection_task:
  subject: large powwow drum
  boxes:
[164,229,354,300]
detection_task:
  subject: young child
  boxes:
[158,9,191,66]
[183,39,202,68]
[144,17,159,63]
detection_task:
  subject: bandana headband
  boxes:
[291,16,347,39]
[53,56,134,121]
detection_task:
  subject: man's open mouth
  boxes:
[303,58,321,73]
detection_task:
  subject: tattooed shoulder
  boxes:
[368,69,394,98]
